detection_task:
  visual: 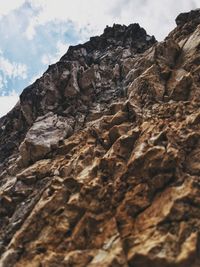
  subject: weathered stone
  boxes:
[19,113,73,166]
[64,62,80,96]
[1,9,200,267]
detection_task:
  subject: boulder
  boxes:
[19,113,73,166]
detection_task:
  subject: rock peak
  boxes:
[175,8,200,26]
[1,9,200,267]
[61,22,156,61]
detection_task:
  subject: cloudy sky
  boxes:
[0,0,199,117]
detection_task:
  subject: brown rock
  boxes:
[1,10,200,267]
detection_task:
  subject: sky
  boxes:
[0,0,199,117]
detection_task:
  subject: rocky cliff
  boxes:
[0,9,200,267]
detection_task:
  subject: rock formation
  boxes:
[0,9,200,267]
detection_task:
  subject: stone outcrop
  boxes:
[0,9,200,267]
[18,112,73,167]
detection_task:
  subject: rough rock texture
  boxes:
[0,10,200,266]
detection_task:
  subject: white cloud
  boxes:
[0,91,19,117]
[113,0,199,40]
[41,40,69,65]
[26,0,123,40]
[25,22,35,40]
[41,54,54,65]
[0,54,27,79]
[27,0,200,40]
[0,0,25,16]
[29,72,43,84]
[56,40,69,58]
[0,75,4,90]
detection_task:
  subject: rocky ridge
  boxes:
[0,9,200,267]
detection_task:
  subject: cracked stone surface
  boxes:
[0,9,200,267]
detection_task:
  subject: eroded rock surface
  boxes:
[0,10,200,267]
[18,112,73,167]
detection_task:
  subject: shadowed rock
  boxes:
[1,9,200,267]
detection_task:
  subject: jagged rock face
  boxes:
[0,10,200,267]
[0,23,155,166]
[18,113,73,167]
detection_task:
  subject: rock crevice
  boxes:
[0,9,200,267]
